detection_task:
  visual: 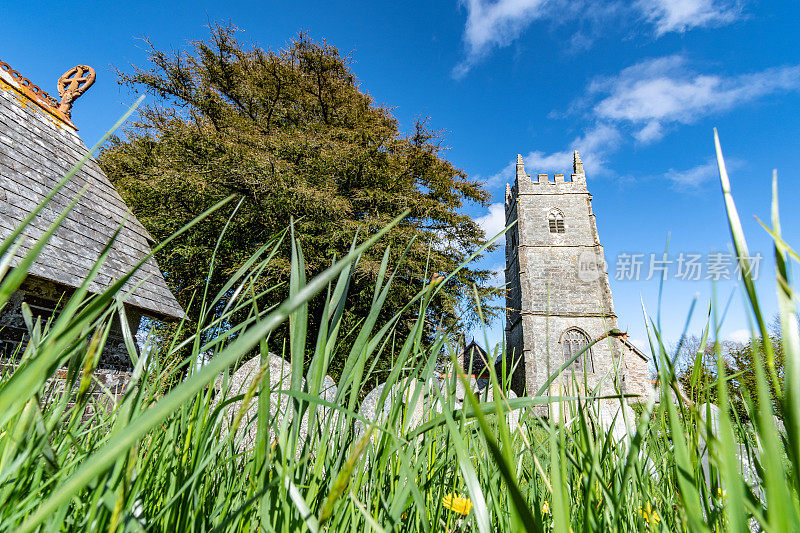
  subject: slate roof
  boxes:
[462,339,492,376]
[0,62,184,319]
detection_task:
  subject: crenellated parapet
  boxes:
[510,150,588,195]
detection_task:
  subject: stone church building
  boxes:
[504,151,650,400]
[0,59,183,388]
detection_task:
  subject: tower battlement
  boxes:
[510,151,587,197]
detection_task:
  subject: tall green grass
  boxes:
[0,121,798,531]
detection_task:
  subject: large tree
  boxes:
[675,323,786,422]
[99,25,497,378]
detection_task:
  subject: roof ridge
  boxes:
[0,60,77,129]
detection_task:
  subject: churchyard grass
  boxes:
[0,118,799,531]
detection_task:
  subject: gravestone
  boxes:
[356,378,429,437]
[596,401,637,443]
[214,354,305,451]
[696,402,760,489]
[356,375,522,438]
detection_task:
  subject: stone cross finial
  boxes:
[573,150,584,175]
[516,154,526,179]
[57,65,95,118]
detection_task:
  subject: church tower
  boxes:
[504,152,649,399]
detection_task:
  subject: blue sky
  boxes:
[3,0,800,353]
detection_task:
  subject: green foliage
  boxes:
[676,326,787,422]
[727,327,786,420]
[98,24,497,380]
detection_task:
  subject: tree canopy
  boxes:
[99,24,498,378]
[675,324,786,422]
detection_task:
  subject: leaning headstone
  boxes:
[459,384,521,433]
[596,401,636,443]
[356,379,430,437]
[506,390,521,433]
[354,382,386,439]
[358,383,387,421]
[320,375,337,403]
[214,354,306,451]
[774,415,786,437]
[430,374,490,411]
[426,375,522,434]
[309,375,340,434]
[388,378,428,429]
[355,374,524,439]
[698,402,722,439]
[696,402,761,492]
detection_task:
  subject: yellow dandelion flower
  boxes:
[717,487,727,499]
[639,503,660,525]
[442,493,472,515]
[541,500,550,515]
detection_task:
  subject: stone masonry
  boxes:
[504,151,650,401]
[0,277,142,372]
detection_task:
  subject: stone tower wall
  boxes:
[505,152,650,400]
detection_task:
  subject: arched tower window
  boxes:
[561,328,593,372]
[548,209,565,233]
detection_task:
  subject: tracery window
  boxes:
[562,328,593,372]
[548,209,565,233]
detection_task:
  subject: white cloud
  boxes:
[521,123,621,176]
[629,338,649,352]
[480,150,575,189]
[662,156,746,190]
[475,202,507,243]
[523,150,574,172]
[573,122,623,157]
[633,120,664,143]
[726,328,752,344]
[477,122,620,194]
[454,0,550,77]
[663,159,718,190]
[488,263,506,287]
[589,55,800,142]
[637,0,741,35]
[494,123,622,186]
[454,0,743,76]
[481,56,796,194]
